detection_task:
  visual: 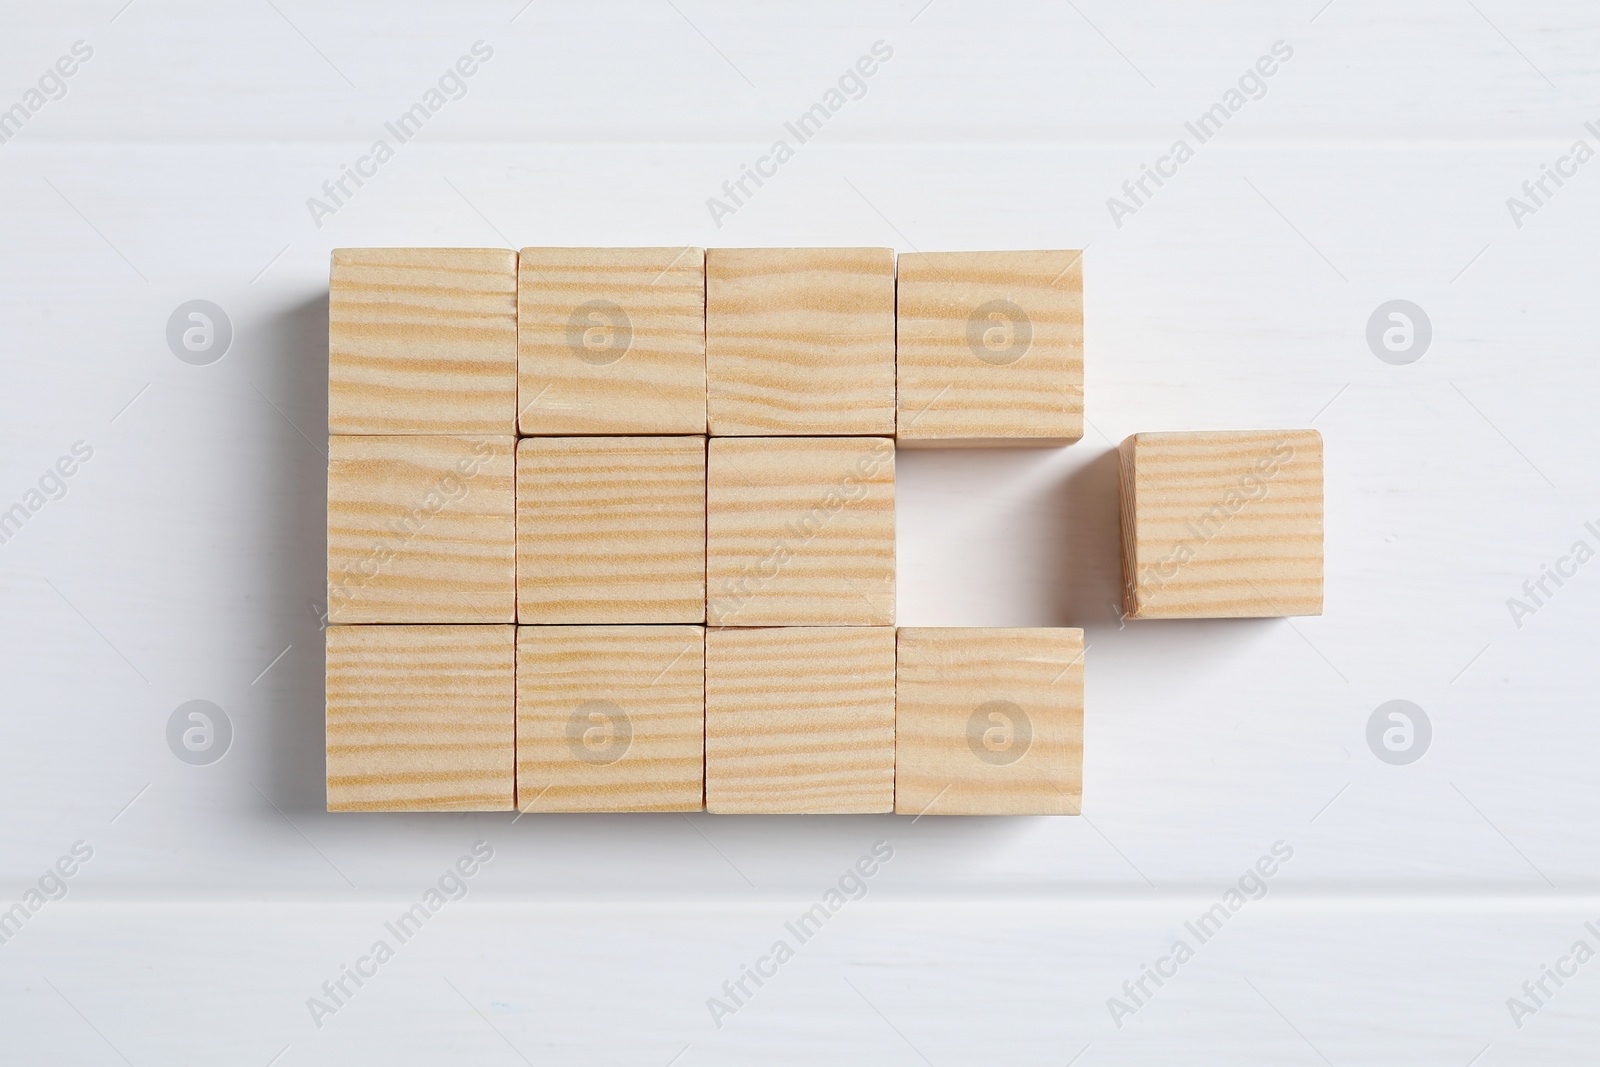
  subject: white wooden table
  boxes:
[1,1,1595,1062]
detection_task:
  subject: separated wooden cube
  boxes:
[329,248,517,434]
[516,625,704,812]
[705,627,895,814]
[327,435,515,624]
[706,248,895,435]
[895,628,1084,816]
[1120,429,1324,619]
[325,625,515,811]
[517,247,706,435]
[896,250,1084,446]
[516,436,706,624]
[706,437,894,626]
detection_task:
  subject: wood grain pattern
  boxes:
[896,250,1084,446]
[895,627,1083,816]
[516,436,706,623]
[327,435,516,624]
[706,247,895,436]
[329,248,517,434]
[1120,429,1323,619]
[705,626,895,814]
[518,247,706,435]
[707,437,894,626]
[516,625,704,812]
[325,624,515,812]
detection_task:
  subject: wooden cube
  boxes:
[517,247,706,436]
[1120,429,1324,618]
[896,250,1084,446]
[706,437,894,626]
[327,435,515,624]
[516,436,706,624]
[329,248,517,434]
[325,624,515,811]
[706,247,895,435]
[705,626,894,814]
[895,628,1084,816]
[516,625,704,812]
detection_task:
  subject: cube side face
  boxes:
[706,437,895,626]
[327,435,516,624]
[516,436,707,624]
[517,247,707,435]
[894,628,1083,815]
[896,251,1084,446]
[705,627,895,814]
[325,625,515,811]
[706,247,895,436]
[516,625,705,812]
[1118,435,1140,620]
[1125,430,1324,619]
[329,248,517,435]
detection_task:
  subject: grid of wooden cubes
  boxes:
[322,243,1323,816]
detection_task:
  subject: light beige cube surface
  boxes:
[896,250,1084,446]
[327,435,516,624]
[706,247,895,436]
[517,247,706,436]
[706,436,894,627]
[1120,429,1324,619]
[516,436,707,624]
[517,625,704,812]
[329,248,517,435]
[895,627,1084,816]
[705,627,895,814]
[325,624,515,812]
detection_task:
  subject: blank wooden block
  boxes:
[706,437,894,626]
[517,247,706,436]
[327,435,515,624]
[329,248,517,434]
[516,436,706,624]
[516,625,704,812]
[706,247,895,436]
[1120,429,1324,619]
[895,627,1083,816]
[325,624,515,812]
[705,627,894,814]
[896,250,1084,446]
